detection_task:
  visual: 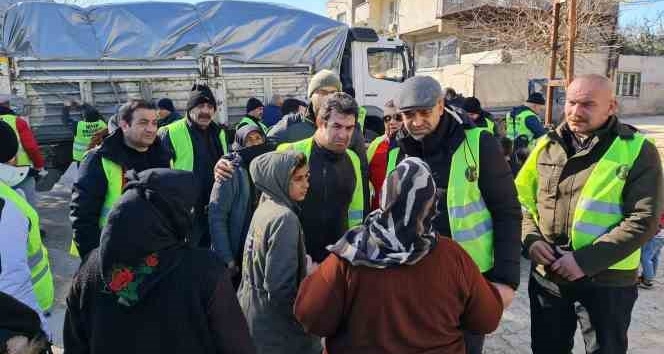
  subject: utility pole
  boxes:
[544,0,577,126]
[545,0,562,127]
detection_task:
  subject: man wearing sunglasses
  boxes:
[367,100,404,210]
[396,76,522,354]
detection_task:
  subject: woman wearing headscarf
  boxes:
[209,125,272,287]
[63,168,255,354]
[294,158,504,354]
[237,151,321,354]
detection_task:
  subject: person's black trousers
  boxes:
[528,273,638,354]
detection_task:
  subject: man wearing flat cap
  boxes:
[159,84,231,248]
[396,76,522,354]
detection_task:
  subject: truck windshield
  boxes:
[367,48,406,83]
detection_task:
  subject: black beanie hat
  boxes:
[0,120,18,164]
[527,92,546,105]
[157,98,176,112]
[462,97,482,114]
[246,97,264,114]
[187,84,217,115]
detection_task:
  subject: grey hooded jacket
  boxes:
[237,151,321,354]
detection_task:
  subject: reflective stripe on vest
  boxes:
[0,114,32,166]
[72,120,107,162]
[506,110,537,142]
[163,118,228,171]
[69,157,123,257]
[277,137,364,227]
[358,106,367,133]
[0,181,54,312]
[447,128,495,272]
[515,134,647,271]
[238,116,269,135]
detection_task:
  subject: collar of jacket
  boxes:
[99,129,164,166]
[399,105,473,157]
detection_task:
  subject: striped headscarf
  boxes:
[327,157,438,268]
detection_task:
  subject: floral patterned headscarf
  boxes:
[98,168,197,306]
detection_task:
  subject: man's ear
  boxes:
[608,97,618,117]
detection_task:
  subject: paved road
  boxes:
[39,116,664,353]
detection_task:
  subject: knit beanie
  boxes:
[462,97,482,114]
[187,84,217,115]
[246,97,264,114]
[0,120,18,163]
[307,69,342,98]
[157,98,176,112]
[527,92,546,105]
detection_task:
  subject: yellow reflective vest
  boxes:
[277,137,365,227]
[515,134,648,270]
[161,119,228,171]
[0,114,32,166]
[0,181,54,312]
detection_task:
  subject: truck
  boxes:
[0,0,413,185]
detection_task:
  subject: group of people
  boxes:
[0,68,662,354]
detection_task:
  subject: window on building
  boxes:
[415,38,458,69]
[616,72,641,97]
[367,48,406,82]
[337,12,347,24]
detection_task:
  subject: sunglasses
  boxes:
[383,114,403,123]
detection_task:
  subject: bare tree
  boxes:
[439,0,621,53]
[619,10,664,55]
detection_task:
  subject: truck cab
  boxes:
[341,27,412,138]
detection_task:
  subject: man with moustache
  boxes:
[160,84,230,248]
[516,74,663,354]
[70,100,170,260]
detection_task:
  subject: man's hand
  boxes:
[491,282,515,309]
[214,158,235,182]
[550,247,585,281]
[528,240,556,266]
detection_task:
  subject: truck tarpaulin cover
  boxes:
[0,1,348,71]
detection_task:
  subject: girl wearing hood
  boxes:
[63,168,254,354]
[209,124,272,288]
[294,158,504,354]
[237,151,321,354]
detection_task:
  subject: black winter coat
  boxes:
[70,130,170,260]
[399,106,522,289]
[64,249,255,354]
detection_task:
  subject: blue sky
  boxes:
[620,1,664,26]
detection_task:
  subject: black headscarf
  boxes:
[328,157,439,268]
[0,292,48,350]
[98,168,197,306]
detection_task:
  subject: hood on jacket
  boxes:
[249,151,303,209]
[232,124,265,151]
[99,168,198,306]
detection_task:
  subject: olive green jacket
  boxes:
[522,116,663,286]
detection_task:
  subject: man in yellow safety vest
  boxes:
[70,100,170,260]
[516,74,663,354]
[159,84,230,248]
[396,76,522,354]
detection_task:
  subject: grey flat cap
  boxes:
[396,76,442,112]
